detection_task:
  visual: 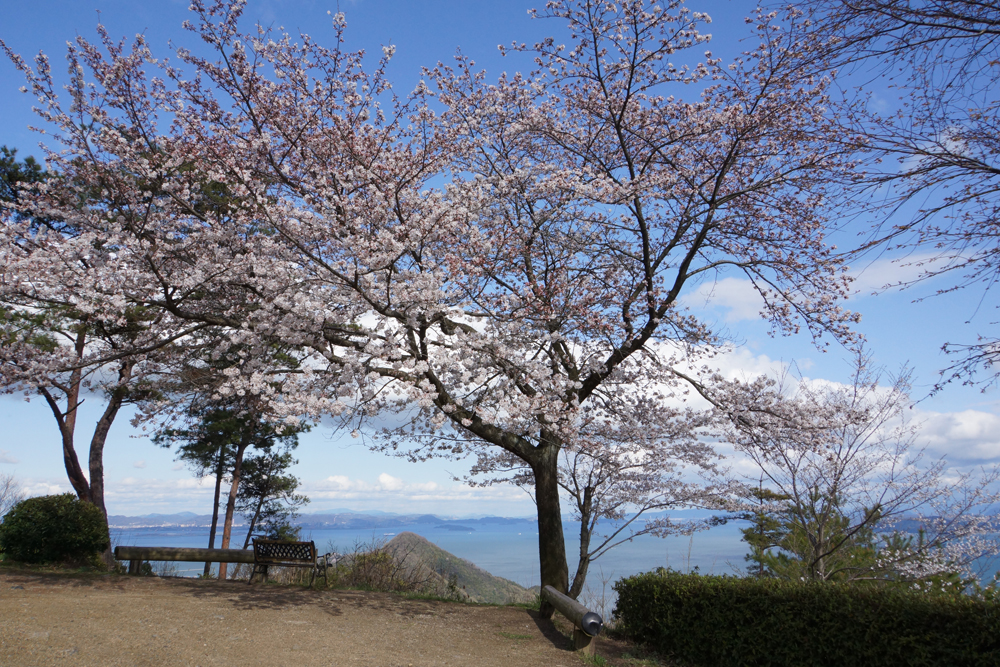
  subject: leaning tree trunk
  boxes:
[88,361,133,520]
[86,361,133,566]
[39,338,90,502]
[242,457,281,549]
[204,447,227,576]
[533,439,569,619]
[241,494,267,550]
[217,433,251,580]
[37,330,133,568]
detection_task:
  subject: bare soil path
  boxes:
[0,570,642,667]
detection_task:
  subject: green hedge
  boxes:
[0,493,109,564]
[613,569,1000,667]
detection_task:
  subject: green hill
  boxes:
[386,532,536,605]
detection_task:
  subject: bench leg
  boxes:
[128,559,140,575]
[572,628,594,655]
[248,564,267,585]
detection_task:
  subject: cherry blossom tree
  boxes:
[0,151,207,537]
[787,0,1000,389]
[2,0,863,611]
[722,351,1000,585]
[465,401,729,598]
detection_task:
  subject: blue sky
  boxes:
[1,1,998,518]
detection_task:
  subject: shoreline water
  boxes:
[111,520,751,591]
[110,516,1000,614]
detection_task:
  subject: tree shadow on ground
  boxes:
[0,568,141,591]
[527,609,575,652]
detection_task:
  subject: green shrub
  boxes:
[0,493,110,564]
[613,568,1000,667]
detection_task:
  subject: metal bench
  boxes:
[249,538,328,587]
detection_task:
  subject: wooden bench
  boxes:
[249,538,328,587]
[114,546,253,575]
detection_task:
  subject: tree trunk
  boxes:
[242,455,283,548]
[242,494,266,550]
[533,440,569,619]
[86,361,134,567]
[204,445,227,576]
[568,486,595,600]
[57,328,91,500]
[87,361,133,523]
[39,384,90,502]
[217,433,250,580]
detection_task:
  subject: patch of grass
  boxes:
[394,589,484,604]
[617,652,662,666]
[0,560,113,578]
[507,594,541,610]
[498,631,533,640]
[581,653,609,667]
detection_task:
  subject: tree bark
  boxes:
[204,446,227,577]
[88,361,133,521]
[242,493,266,550]
[568,486,595,600]
[39,380,90,503]
[50,397,91,501]
[533,440,569,619]
[57,328,91,500]
[217,432,251,580]
[242,457,277,549]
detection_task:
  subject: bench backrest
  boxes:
[252,538,317,564]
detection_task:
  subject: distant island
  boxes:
[106,510,534,531]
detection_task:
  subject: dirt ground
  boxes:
[0,569,651,667]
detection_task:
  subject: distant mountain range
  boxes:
[107,510,537,530]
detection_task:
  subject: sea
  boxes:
[111,513,749,606]
[111,512,1000,616]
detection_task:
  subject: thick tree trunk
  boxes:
[217,435,250,580]
[533,441,569,619]
[39,385,90,502]
[58,329,92,500]
[88,362,133,566]
[204,448,226,577]
[88,362,133,519]
[58,417,91,501]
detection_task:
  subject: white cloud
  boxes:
[23,481,70,497]
[682,277,765,322]
[378,472,404,491]
[171,462,184,471]
[133,460,147,469]
[711,347,790,381]
[677,253,955,324]
[0,449,19,464]
[118,476,216,490]
[847,253,955,297]
[102,477,221,515]
[915,409,1000,462]
[311,474,523,504]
